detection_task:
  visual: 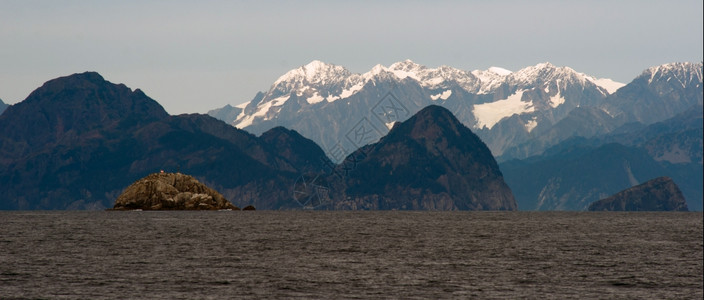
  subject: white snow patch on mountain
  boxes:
[488,67,512,76]
[339,81,365,99]
[307,92,325,104]
[235,101,273,128]
[549,90,565,108]
[270,95,289,107]
[430,90,452,100]
[390,69,420,81]
[473,90,535,130]
[585,77,625,94]
[233,95,289,128]
[388,59,423,81]
[524,117,538,132]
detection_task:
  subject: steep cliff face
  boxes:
[588,177,688,211]
[334,105,517,210]
[113,173,238,210]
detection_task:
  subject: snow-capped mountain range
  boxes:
[209,60,702,161]
[229,60,621,128]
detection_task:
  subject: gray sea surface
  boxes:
[0,211,702,299]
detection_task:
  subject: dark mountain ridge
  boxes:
[332,105,517,210]
[0,72,327,210]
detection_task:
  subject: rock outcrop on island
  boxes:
[113,172,238,210]
[588,177,688,211]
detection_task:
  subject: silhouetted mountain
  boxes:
[259,126,332,174]
[0,72,328,210]
[0,72,168,160]
[330,105,517,210]
[588,177,688,211]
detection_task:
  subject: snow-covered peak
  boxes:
[508,62,602,90]
[388,59,426,81]
[365,64,390,76]
[384,60,481,91]
[641,62,704,86]
[389,59,424,71]
[509,62,558,83]
[471,67,512,94]
[273,60,351,86]
[488,67,512,76]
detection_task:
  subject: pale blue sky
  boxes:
[1,0,702,114]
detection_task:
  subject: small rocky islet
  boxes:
[588,177,689,211]
[112,172,244,210]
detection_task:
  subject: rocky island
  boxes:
[588,177,689,211]
[112,172,239,210]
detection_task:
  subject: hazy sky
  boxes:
[1,0,702,114]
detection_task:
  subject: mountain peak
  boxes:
[641,62,704,85]
[367,63,390,75]
[303,60,331,73]
[273,60,350,86]
[0,71,168,151]
[383,105,488,154]
[508,62,594,88]
[409,104,457,125]
[389,59,424,71]
[340,104,517,211]
[535,62,555,69]
[30,72,108,97]
[488,66,512,76]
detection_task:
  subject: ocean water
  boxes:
[0,211,701,299]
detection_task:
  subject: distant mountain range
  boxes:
[208,60,701,163]
[500,104,703,211]
[205,60,702,211]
